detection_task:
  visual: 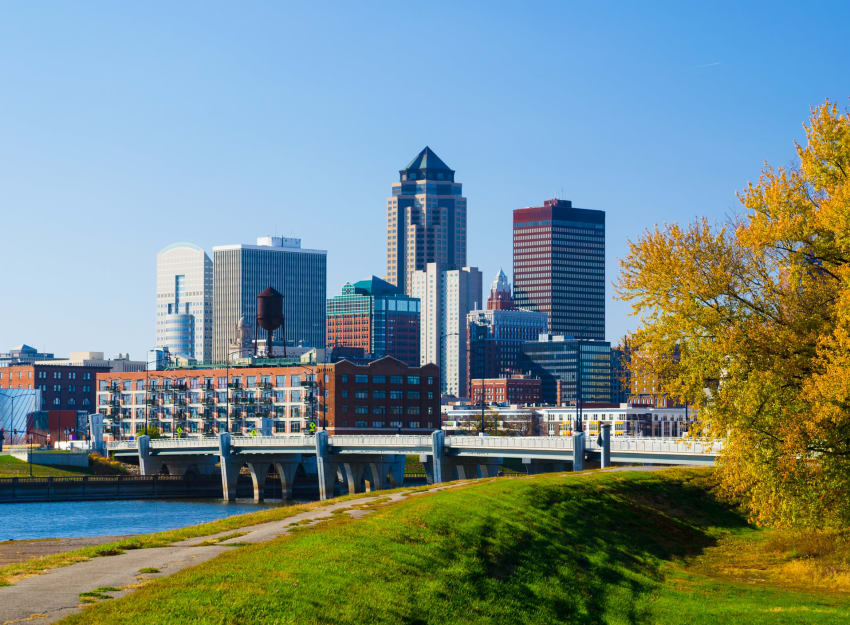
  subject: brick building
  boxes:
[318,357,440,434]
[469,376,542,406]
[326,277,420,366]
[95,356,441,439]
[0,363,108,413]
[96,365,317,439]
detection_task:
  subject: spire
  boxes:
[487,269,514,310]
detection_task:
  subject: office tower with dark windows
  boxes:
[326,276,421,366]
[212,236,327,362]
[156,243,213,361]
[513,199,605,341]
[386,147,467,295]
[520,334,612,405]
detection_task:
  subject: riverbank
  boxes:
[51,468,850,625]
[0,536,125,567]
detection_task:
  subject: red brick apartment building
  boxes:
[95,357,439,438]
[469,376,542,406]
[0,363,108,412]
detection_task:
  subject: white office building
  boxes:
[411,262,482,398]
[156,243,213,362]
[212,236,327,362]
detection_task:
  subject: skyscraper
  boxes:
[513,199,605,340]
[326,276,420,366]
[467,270,548,390]
[156,243,213,361]
[411,263,482,397]
[212,236,326,362]
[386,147,467,294]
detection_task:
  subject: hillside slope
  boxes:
[59,469,850,625]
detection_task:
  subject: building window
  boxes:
[390,376,403,385]
[341,375,348,383]
[354,374,369,383]
[354,390,368,399]
[290,421,301,433]
[407,391,420,400]
[354,420,368,428]
[355,406,369,415]
[373,375,386,384]
[407,376,420,385]
[407,406,420,415]
[372,421,385,428]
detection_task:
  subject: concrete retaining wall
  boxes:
[9,451,90,468]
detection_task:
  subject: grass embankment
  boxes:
[0,453,130,477]
[56,468,850,625]
[0,455,87,477]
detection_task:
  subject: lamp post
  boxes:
[572,324,597,434]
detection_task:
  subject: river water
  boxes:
[0,499,285,541]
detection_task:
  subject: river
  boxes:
[0,499,287,541]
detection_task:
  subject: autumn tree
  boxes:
[617,101,850,527]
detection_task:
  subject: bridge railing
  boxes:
[235,436,314,448]
[588,437,723,455]
[329,435,434,448]
[446,436,575,450]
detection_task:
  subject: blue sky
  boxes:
[1,1,848,359]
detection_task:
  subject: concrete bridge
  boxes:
[103,426,721,503]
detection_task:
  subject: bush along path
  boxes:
[0,482,467,625]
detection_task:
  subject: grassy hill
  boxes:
[59,468,850,625]
[0,455,89,477]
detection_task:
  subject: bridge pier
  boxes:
[246,460,271,502]
[273,456,302,500]
[423,430,449,484]
[315,431,338,501]
[339,455,405,493]
[572,432,585,471]
[219,433,241,502]
[522,458,568,474]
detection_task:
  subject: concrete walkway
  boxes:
[0,483,466,625]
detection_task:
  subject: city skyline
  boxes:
[2,3,849,359]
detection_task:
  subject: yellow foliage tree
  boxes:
[617,101,850,527]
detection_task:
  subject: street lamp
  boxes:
[572,324,597,434]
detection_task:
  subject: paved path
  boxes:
[0,484,465,625]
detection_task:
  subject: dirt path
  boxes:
[0,484,466,625]
[0,537,127,568]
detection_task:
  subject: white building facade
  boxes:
[212,236,327,363]
[412,262,482,398]
[156,243,213,362]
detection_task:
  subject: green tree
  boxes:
[617,101,850,528]
[144,425,161,439]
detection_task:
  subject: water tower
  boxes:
[256,287,285,358]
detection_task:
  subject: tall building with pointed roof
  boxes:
[385,147,467,295]
[487,269,514,310]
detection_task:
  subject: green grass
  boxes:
[0,484,418,586]
[0,454,90,477]
[137,568,159,574]
[53,468,850,624]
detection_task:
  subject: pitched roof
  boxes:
[403,146,453,172]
